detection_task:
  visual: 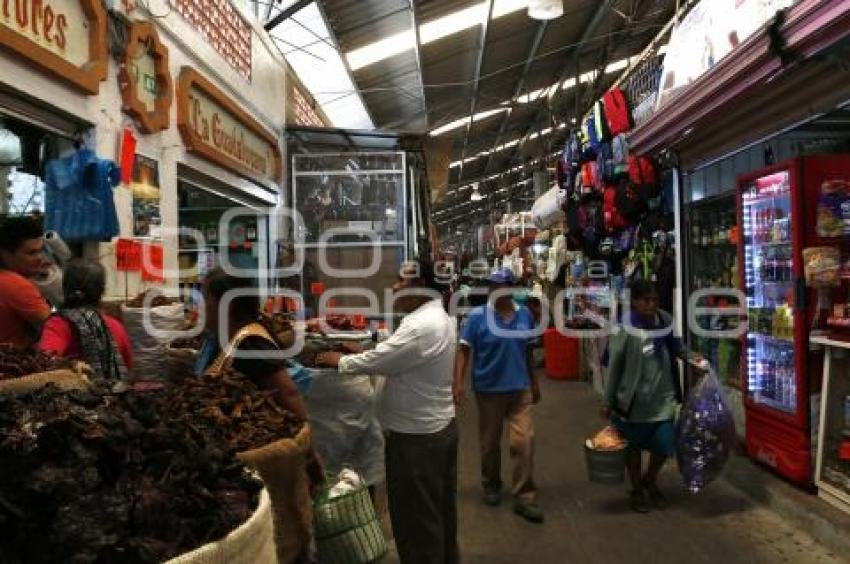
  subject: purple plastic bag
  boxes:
[676,367,736,493]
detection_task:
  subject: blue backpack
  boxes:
[596,141,615,186]
[585,116,600,151]
[612,134,629,177]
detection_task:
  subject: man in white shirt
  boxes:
[317,260,458,564]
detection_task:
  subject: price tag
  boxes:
[141,243,165,283]
[116,238,141,271]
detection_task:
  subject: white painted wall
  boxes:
[0,1,287,299]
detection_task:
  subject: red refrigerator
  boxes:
[738,156,850,486]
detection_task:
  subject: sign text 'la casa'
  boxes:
[0,0,108,94]
[176,67,281,185]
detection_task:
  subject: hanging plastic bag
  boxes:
[676,365,736,493]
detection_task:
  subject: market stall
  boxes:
[812,336,850,515]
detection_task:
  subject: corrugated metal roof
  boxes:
[311,0,678,218]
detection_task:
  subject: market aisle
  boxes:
[387,376,842,564]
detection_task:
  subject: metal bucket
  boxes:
[584,444,628,484]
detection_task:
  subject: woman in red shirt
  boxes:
[40,259,132,378]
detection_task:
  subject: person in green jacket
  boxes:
[601,280,702,513]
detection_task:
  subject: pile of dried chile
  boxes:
[125,291,177,308]
[0,382,262,564]
[168,367,305,452]
[0,344,71,380]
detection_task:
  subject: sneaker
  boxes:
[642,482,667,509]
[483,489,502,507]
[513,502,544,524]
[629,489,650,513]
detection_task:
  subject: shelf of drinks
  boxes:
[742,191,791,206]
[751,393,797,414]
[751,240,792,247]
[747,332,795,345]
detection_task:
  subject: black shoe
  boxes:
[483,489,502,507]
[642,481,667,509]
[513,502,544,523]
[629,489,650,513]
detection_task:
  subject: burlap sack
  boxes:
[238,424,313,564]
[165,488,277,564]
[0,363,91,396]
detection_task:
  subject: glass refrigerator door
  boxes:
[742,170,797,414]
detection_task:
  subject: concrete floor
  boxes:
[383,377,845,564]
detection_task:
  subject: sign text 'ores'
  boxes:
[0,0,107,93]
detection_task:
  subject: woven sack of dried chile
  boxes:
[238,424,314,564]
[0,368,89,396]
[165,488,278,564]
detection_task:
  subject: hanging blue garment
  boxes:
[45,149,121,241]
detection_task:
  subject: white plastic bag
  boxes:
[304,371,385,486]
[121,303,185,380]
[531,186,566,230]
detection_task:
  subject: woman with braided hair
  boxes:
[39,259,132,378]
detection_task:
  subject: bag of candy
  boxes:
[676,366,736,493]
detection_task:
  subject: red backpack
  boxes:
[603,185,628,232]
[603,87,633,136]
[629,155,661,199]
[580,162,599,198]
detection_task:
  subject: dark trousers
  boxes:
[385,419,459,564]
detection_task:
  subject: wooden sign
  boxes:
[119,21,172,134]
[0,0,108,94]
[176,67,281,185]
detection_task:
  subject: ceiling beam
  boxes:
[501,1,612,170]
[480,19,550,178]
[457,0,496,184]
[311,1,378,128]
[407,0,428,126]
[264,0,312,31]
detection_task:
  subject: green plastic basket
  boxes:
[314,481,387,564]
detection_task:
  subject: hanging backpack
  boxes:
[629,155,661,200]
[596,141,616,185]
[564,132,581,169]
[612,134,629,177]
[565,200,581,232]
[615,177,646,221]
[603,185,628,232]
[580,162,600,199]
[556,158,570,192]
[602,87,633,135]
[578,200,603,256]
[585,116,600,151]
[594,101,612,142]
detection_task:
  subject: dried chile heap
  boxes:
[295,339,350,368]
[168,334,205,350]
[168,367,304,452]
[126,290,176,308]
[0,344,71,380]
[0,382,262,564]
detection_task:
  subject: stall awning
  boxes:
[629,0,850,168]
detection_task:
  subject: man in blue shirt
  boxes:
[453,268,543,523]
